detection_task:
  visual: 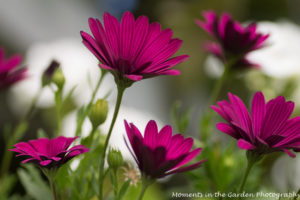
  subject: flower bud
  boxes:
[88,99,108,128]
[41,60,60,87]
[52,68,65,90]
[107,148,123,172]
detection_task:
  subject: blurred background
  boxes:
[2,0,300,198]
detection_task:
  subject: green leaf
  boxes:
[37,129,48,138]
[118,180,131,200]
[13,121,28,142]
[61,86,77,110]
[17,165,52,200]
[3,124,12,142]
[171,101,191,133]
[0,173,17,197]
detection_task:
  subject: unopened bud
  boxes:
[89,99,108,128]
[42,60,60,87]
[52,68,65,90]
[107,148,123,172]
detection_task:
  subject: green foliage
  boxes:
[17,164,52,200]
[171,101,192,134]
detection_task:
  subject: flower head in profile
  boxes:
[10,136,89,168]
[211,92,300,157]
[124,120,206,179]
[0,47,27,89]
[81,11,188,87]
[196,10,269,68]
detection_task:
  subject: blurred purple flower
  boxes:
[211,92,300,157]
[124,120,206,179]
[10,136,89,168]
[81,11,188,86]
[0,48,27,89]
[196,10,269,68]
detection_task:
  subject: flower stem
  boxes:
[23,87,43,120]
[238,159,254,194]
[238,151,262,199]
[98,84,126,200]
[138,177,153,200]
[112,171,119,200]
[209,62,231,105]
[87,126,97,148]
[49,179,58,200]
[75,69,106,137]
[201,59,234,141]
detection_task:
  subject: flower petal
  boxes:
[237,139,256,150]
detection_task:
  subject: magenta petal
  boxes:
[228,93,252,137]
[21,158,36,164]
[125,74,143,81]
[123,120,204,178]
[166,159,207,175]
[156,69,181,76]
[11,136,88,168]
[51,157,62,161]
[144,120,158,149]
[40,160,52,166]
[171,148,202,170]
[282,149,296,158]
[237,139,256,150]
[262,97,294,139]
[216,123,239,139]
[196,10,269,70]
[157,125,172,148]
[99,64,115,71]
[251,92,266,137]
[81,11,188,82]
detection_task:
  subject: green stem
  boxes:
[137,177,153,200]
[201,60,233,142]
[238,151,261,199]
[238,160,254,195]
[75,70,106,137]
[113,171,119,200]
[87,126,97,148]
[99,85,126,200]
[24,87,43,120]
[209,60,233,105]
[56,89,63,135]
[49,179,58,200]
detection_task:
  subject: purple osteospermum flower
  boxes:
[0,48,27,89]
[10,136,89,168]
[196,10,269,68]
[211,91,300,157]
[124,120,206,179]
[81,11,188,85]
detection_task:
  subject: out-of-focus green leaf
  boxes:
[3,124,12,142]
[60,85,77,116]
[124,182,164,200]
[37,129,48,138]
[0,174,17,197]
[118,180,131,200]
[17,164,52,200]
[171,101,192,134]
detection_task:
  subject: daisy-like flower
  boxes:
[196,10,269,68]
[124,120,206,179]
[211,91,300,157]
[121,163,140,186]
[81,11,188,87]
[10,136,89,168]
[0,47,27,89]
